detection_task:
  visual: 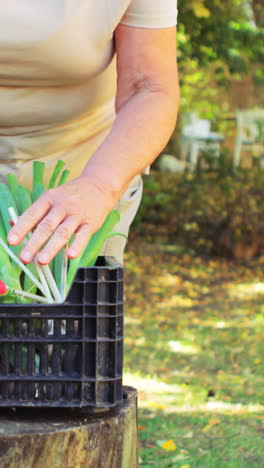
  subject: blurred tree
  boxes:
[252,0,264,27]
[177,0,264,80]
[165,0,263,156]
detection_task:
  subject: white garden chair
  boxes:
[233,109,264,168]
[180,113,224,170]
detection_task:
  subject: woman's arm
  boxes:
[82,25,180,195]
[8,25,180,264]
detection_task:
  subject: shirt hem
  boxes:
[120,12,178,29]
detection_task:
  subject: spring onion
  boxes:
[48,160,65,189]
[66,210,120,292]
[8,207,54,304]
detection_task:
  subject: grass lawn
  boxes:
[123,240,264,468]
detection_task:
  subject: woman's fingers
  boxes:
[36,216,80,264]
[6,178,114,265]
[67,223,92,259]
[20,207,66,263]
[7,194,51,246]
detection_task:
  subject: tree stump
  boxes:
[0,386,138,468]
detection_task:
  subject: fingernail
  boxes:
[22,251,32,263]
[37,252,49,264]
[8,234,19,245]
[67,248,77,258]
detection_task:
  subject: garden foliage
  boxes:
[133,167,264,259]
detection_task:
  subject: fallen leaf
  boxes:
[148,402,166,410]
[202,418,220,432]
[141,440,156,448]
[160,439,177,451]
[198,448,208,455]
[208,418,221,425]
[171,454,188,462]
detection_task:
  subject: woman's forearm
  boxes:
[81,84,179,201]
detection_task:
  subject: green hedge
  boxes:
[132,169,264,259]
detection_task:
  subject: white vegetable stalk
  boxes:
[0,237,46,296]
[41,265,63,303]
[10,288,51,304]
[8,207,59,303]
[34,259,54,303]
[61,247,68,301]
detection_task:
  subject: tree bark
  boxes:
[0,386,138,468]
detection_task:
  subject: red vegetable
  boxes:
[0,280,8,295]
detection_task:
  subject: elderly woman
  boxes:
[3,0,179,265]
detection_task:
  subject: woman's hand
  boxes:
[7,176,117,265]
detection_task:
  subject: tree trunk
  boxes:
[252,0,264,27]
[0,386,138,468]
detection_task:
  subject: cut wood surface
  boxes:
[0,386,138,468]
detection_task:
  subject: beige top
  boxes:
[0,0,178,189]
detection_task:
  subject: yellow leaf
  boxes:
[208,418,221,426]
[202,424,212,433]
[148,402,166,410]
[180,465,191,468]
[161,439,177,451]
[202,418,220,432]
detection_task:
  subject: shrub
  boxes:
[133,168,264,259]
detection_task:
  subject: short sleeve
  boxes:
[120,0,178,29]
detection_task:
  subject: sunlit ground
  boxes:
[123,241,264,467]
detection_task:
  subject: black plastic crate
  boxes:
[0,257,124,408]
